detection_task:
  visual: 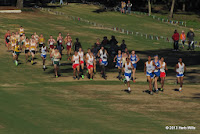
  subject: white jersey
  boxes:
[176,62,185,74]
[125,62,132,74]
[49,40,54,45]
[88,55,94,65]
[100,50,107,61]
[160,62,166,73]
[67,42,72,46]
[16,35,20,42]
[41,46,47,55]
[78,51,84,61]
[146,61,154,73]
[73,55,79,64]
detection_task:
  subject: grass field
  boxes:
[0,4,199,134]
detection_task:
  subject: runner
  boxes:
[123,58,134,93]
[48,35,56,53]
[153,55,161,93]
[13,41,21,66]
[130,50,140,82]
[175,58,186,92]
[144,56,154,95]
[71,51,80,80]
[10,32,16,41]
[113,50,122,80]
[98,46,108,79]
[57,32,63,55]
[39,34,45,52]
[50,47,62,78]
[4,30,11,51]
[33,32,39,43]
[15,32,20,45]
[86,51,95,80]
[11,38,17,61]
[19,26,24,36]
[160,57,168,91]
[41,43,48,71]
[65,33,73,57]
[20,33,26,47]
[78,48,85,79]
[23,37,30,63]
[85,48,91,76]
[122,52,128,67]
[30,35,37,65]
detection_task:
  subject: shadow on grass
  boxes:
[192,93,200,99]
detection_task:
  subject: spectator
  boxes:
[121,1,126,14]
[127,1,132,14]
[172,30,179,51]
[94,38,101,52]
[110,36,118,46]
[109,36,118,56]
[120,39,127,52]
[180,30,186,48]
[73,38,82,52]
[60,0,64,5]
[187,28,195,50]
[101,36,109,47]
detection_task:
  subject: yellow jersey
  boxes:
[39,37,44,44]
[25,41,30,50]
[30,42,36,50]
[20,28,24,35]
[14,45,20,52]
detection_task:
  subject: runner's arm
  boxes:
[113,55,117,62]
[144,63,146,74]
[136,55,140,63]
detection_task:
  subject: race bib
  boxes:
[50,42,53,45]
[67,42,71,46]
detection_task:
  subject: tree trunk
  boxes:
[182,3,185,12]
[16,0,23,9]
[169,0,175,18]
[148,0,151,16]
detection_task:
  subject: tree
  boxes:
[16,0,23,9]
[148,0,151,16]
[169,0,175,18]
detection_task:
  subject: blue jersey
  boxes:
[154,60,160,75]
[117,54,122,63]
[130,54,137,64]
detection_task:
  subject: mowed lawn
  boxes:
[0,5,199,134]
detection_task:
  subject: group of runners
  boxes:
[4,26,186,95]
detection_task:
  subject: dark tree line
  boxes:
[6,0,200,15]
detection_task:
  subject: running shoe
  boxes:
[31,60,33,65]
[82,75,84,79]
[156,89,159,94]
[77,76,80,80]
[56,75,58,78]
[150,91,153,95]
[73,76,76,80]
[160,88,163,92]
[15,60,18,66]
[133,80,136,83]
[90,78,93,81]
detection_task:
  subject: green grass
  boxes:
[0,4,199,134]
